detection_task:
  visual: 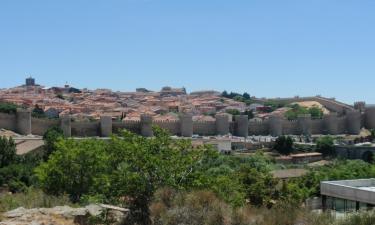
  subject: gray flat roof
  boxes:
[321,179,375,205]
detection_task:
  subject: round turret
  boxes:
[346,110,361,134]
[234,115,249,137]
[215,114,230,135]
[297,114,312,136]
[323,113,338,135]
[365,106,375,129]
[269,115,283,137]
[140,114,153,137]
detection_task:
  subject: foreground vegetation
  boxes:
[1,127,375,224]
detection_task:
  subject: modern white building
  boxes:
[321,179,375,212]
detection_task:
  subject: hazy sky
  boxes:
[1,0,374,104]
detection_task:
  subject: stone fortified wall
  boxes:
[0,104,375,138]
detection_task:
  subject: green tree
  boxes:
[284,104,323,120]
[233,95,245,102]
[264,100,286,112]
[237,165,277,207]
[42,127,64,159]
[316,136,335,157]
[107,128,207,225]
[225,109,240,116]
[35,138,108,202]
[243,110,254,119]
[36,127,210,225]
[32,104,46,118]
[309,106,323,119]
[0,136,17,168]
[242,92,251,100]
[274,136,294,155]
[0,102,18,114]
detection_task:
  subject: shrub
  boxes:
[336,210,375,225]
[42,126,64,159]
[151,190,232,225]
[316,136,335,157]
[0,188,73,212]
[0,136,17,168]
[31,104,46,118]
[274,136,294,155]
[0,102,18,114]
[285,104,323,120]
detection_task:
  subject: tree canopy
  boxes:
[274,136,294,155]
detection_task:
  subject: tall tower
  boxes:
[25,77,35,86]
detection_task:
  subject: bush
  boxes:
[316,136,335,157]
[31,104,46,118]
[0,102,18,114]
[226,109,241,116]
[43,126,64,159]
[150,189,336,225]
[285,104,323,120]
[150,190,232,225]
[336,210,375,225]
[264,100,286,112]
[274,136,294,155]
[0,136,17,168]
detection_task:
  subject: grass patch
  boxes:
[0,188,75,212]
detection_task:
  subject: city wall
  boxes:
[1,105,375,138]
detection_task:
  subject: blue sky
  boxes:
[1,0,374,104]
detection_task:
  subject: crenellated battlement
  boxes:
[1,107,375,137]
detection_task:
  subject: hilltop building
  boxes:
[25,77,35,86]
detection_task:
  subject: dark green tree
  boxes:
[308,106,324,119]
[32,104,46,118]
[42,127,64,159]
[0,102,18,114]
[36,127,209,225]
[274,136,294,155]
[0,136,17,168]
[316,136,335,157]
[225,109,241,116]
[237,165,277,207]
[243,92,251,100]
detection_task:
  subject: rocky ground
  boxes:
[0,204,128,225]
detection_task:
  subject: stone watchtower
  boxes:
[269,115,283,137]
[140,114,153,137]
[100,116,112,137]
[16,108,31,135]
[346,110,361,134]
[61,114,72,137]
[354,101,366,113]
[365,106,375,130]
[180,113,193,137]
[298,114,312,136]
[234,115,249,138]
[25,77,35,86]
[215,114,230,135]
[323,113,339,135]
